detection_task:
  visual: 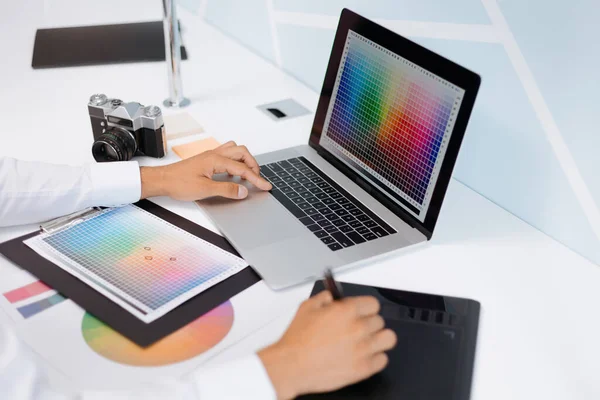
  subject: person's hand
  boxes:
[258,291,397,400]
[139,141,272,201]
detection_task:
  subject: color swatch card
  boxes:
[172,137,221,160]
[320,30,465,222]
[164,112,205,141]
[25,205,248,323]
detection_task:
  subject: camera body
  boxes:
[88,94,167,162]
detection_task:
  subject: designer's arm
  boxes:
[0,157,141,227]
[0,143,397,399]
[1,291,396,400]
[0,323,276,400]
[0,142,272,228]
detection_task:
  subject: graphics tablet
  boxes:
[301,281,480,400]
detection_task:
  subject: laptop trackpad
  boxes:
[238,203,300,248]
[201,191,302,250]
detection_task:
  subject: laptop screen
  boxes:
[319,30,466,222]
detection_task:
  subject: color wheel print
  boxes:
[81,301,234,366]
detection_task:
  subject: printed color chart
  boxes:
[321,31,465,221]
[26,205,247,323]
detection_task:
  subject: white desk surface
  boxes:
[1,1,599,399]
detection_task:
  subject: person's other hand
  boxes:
[139,141,272,201]
[258,291,397,399]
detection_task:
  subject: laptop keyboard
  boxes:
[260,157,396,251]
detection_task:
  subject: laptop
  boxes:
[201,9,481,289]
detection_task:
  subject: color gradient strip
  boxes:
[3,281,52,304]
[16,293,66,318]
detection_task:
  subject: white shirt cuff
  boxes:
[190,354,277,399]
[88,161,141,207]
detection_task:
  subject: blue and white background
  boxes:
[186,0,600,266]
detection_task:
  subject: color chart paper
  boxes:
[25,205,248,323]
[320,30,465,221]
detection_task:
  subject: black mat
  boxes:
[0,200,260,347]
[300,281,480,400]
[32,21,188,69]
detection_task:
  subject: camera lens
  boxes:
[91,127,137,162]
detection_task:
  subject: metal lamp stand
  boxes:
[162,0,190,108]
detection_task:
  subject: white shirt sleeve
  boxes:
[0,324,277,400]
[0,157,141,227]
[0,157,278,399]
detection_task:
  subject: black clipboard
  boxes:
[0,200,260,347]
[32,21,188,69]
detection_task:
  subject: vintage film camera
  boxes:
[88,94,167,162]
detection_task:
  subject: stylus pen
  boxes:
[323,268,344,300]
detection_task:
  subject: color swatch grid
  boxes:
[28,205,247,323]
[3,280,67,319]
[321,31,464,219]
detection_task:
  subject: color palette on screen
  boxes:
[3,281,67,319]
[82,300,234,366]
[322,31,464,219]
